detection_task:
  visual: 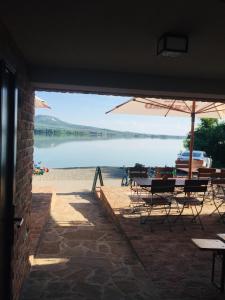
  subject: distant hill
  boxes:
[34,115,184,139]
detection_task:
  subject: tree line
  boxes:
[184,118,225,167]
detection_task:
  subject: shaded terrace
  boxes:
[100,185,225,300]
[20,169,225,299]
[21,180,158,300]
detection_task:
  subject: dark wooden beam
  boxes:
[30,66,225,101]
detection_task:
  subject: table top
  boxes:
[192,238,225,251]
[133,177,186,187]
[217,234,225,241]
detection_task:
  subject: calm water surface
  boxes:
[34,137,184,168]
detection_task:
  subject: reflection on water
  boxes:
[34,135,103,148]
[34,136,184,168]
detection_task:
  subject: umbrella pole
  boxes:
[188,101,196,179]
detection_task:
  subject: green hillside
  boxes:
[34,115,184,139]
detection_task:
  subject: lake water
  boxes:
[34,136,184,168]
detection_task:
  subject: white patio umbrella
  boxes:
[106,97,225,178]
[35,96,51,109]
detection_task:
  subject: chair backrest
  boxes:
[128,167,148,179]
[212,172,225,179]
[211,178,225,185]
[154,167,175,179]
[197,167,216,178]
[176,159,203,170]
[151,179,175,194]
[184,179,208,193]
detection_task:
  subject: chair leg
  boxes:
[190,205,195,221]
[191,204,204,230]
[162,204,172,231]
[210,199,223,216]
[147,204,154,232]
[174,202,186,230]
[140,203,153,225]
[140,204,147,224]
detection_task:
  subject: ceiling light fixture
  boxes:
[157,33,188,57]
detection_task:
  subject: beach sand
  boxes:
[32,167,124,193]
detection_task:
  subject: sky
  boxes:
[35,91,195,135]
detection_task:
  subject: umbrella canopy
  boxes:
[107,98,225,118]
[106,97,225,178]
[35,96,51,109]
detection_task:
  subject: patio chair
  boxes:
[197,168,216,201]
[129,166,149,194]
[129,166,149,210]
[210,178,225,222]
[154,167,175,179]
[213,172,225,179]
[121,165,149,187]
[174,179,208,230]
[140,179,175,231]
[128,166,148,181]
[197,167,216,179]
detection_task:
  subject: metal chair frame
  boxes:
[130,182,149,212]
[210,179,225,222]
[174,179,208,230]
[154,167,175,179]
[140,179,176,231]
[197,167,216,179]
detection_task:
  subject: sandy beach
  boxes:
[32,167,124,193]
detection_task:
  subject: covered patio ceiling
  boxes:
[1,1,225,99]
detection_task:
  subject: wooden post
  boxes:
[188,101,196,179]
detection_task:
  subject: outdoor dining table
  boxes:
[133,177,187,188]
[192,238,225,292]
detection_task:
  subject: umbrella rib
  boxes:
[199,108,225,113]
[182,100,192,112]
[201,106,224,119]
[105,99,133,114]
[216,106,222,119]
[196,109,223,117]
[198,102,225,113]
[164,100,176,117]
[196,102,216,113]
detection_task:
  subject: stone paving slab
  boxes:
[21,189,159,300]
[30,192,53,257]
[100,186,225,300]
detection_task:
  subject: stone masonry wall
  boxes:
[0,21,34,300]
[12,84,34,300]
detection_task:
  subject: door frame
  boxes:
[0,60,18,300]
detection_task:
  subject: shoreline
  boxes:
[32,167,124,193]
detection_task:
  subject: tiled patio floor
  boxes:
[21,189,159,300]
[100,186,225,300]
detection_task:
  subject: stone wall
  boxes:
[12,83,34,300]
[30,193,52,257]
[0,21,34,300]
